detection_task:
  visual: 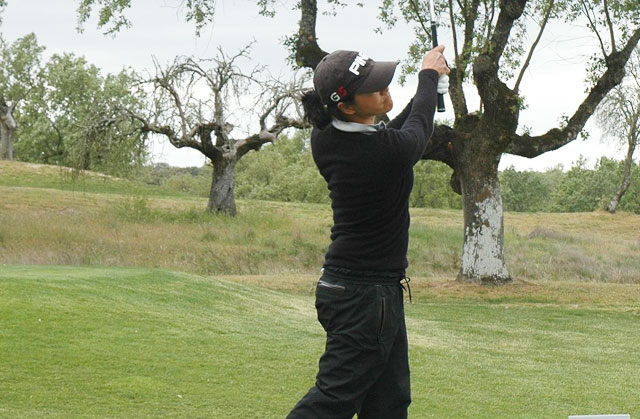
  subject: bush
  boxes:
[235,131,329,204]
[550,156,621,212]
[411,160,461,209]
[500,166,561,212]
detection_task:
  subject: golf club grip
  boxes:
[431,22,446,112]
[437,93,445,112]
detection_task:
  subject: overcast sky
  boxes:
[1,0,623,171]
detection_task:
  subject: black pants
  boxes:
[287,272,410,419]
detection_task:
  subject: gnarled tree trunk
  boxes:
[607,138,636,213]
[458,167,511,284]
[0,101,17,160]
[208,154,238,215]
[292,0,640,284]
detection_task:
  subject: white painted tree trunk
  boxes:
[458,174,511,284]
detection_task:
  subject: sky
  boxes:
[0,0,625,171]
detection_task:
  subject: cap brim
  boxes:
[356,61,398,94]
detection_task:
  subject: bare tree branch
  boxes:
[507,27,640,158]
[603,0,616,53]
[408,0,431,43]
[581,0,608,57]
[485,0,527,64]
[514,0,554,93]
[483,0,496,46]
[236,116,308,158]
[295,0,327,69]
[449,0,460,61]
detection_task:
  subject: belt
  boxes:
[322,265,413,302]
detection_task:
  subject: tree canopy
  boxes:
[69,0,640,282]
[0,30,147,173]
[16,52,148,175]
[290,0,640,283]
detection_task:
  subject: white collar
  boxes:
[331,118,386,135]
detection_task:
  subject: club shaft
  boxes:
[431,22,438,47]
[431,21,445,112]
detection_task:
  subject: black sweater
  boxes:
[311,69,439,272]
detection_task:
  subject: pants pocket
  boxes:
[317,279,346,292]
[378,296,387,337]
[315,278,378,348]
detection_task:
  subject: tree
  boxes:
[75,0,640,283]
[127,45,306,215]
[411,160,462,209]
[550,156,613,212]
[596,47,640,213]
[14,52,147,175]
[236,130,330,204]
[0,0,6,25]
[75,0,216,36]
[500,166,556,212]
[0,33,44,160]
[291,0,640,283]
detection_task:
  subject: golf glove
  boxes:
[437,74,449,95]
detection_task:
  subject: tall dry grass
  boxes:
[1,160,639,282]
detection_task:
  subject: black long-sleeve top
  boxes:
[311,69,439,272]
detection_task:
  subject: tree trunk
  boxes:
[208,154,237,215]
[457,158,512,284]
[607,139,636,213]
[0,103,17,160]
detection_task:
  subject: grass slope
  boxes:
[0,266,320,418]
[0,160,193,197]
[2,160,639,282]
[1,266,639,418]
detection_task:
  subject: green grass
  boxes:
[3,159,640,282]
[0,266,321,418]
[1,266,639,418]
[2,160,640,417]
[0,160,191,198]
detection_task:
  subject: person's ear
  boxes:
[337,102,356,116]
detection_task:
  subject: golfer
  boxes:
[286,45,449,419]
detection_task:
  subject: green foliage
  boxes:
[0,0,6,23]
[550,156,617,212]
[13,51,147,176]
[411,160,461,209]
[236,131,330,204]
[500,158,640,214]
[620,163,640,213]
[136,162,211,197]
[235,131,463,209]
[76,0,134,34]
[0,33,44,103]
[500,165,562,212]
[76,0,217,35]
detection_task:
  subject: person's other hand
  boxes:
[421,45,450,76]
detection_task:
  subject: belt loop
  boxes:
[402,275,412,304]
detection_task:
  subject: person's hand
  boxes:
[421,45,450,76]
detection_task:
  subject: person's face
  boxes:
[338,87,393,122]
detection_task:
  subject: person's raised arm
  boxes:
[387,45,449,130]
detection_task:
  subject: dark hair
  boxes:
[301,89,354,130]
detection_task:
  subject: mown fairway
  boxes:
[1,266,639,418]
[1,160,640,418]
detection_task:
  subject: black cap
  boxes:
[313,50,398,105]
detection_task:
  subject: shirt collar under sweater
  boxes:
[331,118,386,135]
